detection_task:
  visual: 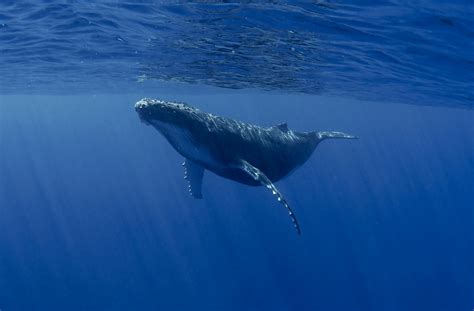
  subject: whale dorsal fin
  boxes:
[274,123,289,132]
[238,159,301,235]
[183,159,204,199]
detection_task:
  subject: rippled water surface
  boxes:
[0,1,473,107]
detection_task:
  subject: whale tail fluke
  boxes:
[316,131,358,140]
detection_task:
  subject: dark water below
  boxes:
[1,93,473,310]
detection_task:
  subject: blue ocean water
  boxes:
[0,1,473,311]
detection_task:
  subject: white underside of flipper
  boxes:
[183,159,204,199]
[238,159,301,235]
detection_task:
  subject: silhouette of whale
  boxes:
[135,98,357,234]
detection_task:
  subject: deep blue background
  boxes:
[0,93,473,310]
[1,0,473,310]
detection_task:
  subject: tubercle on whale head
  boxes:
[134,98,198,125]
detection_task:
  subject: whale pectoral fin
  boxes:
[183,159,204,199]
[239,160,301,235]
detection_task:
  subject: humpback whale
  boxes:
[135,98,357,234]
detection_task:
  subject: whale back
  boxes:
[189,116,320,182]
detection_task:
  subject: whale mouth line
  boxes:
[134,98,161,123]
[135,99,157,125]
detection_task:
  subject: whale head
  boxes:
[134,98,200,126]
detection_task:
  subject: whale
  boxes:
[135,98,357,234]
